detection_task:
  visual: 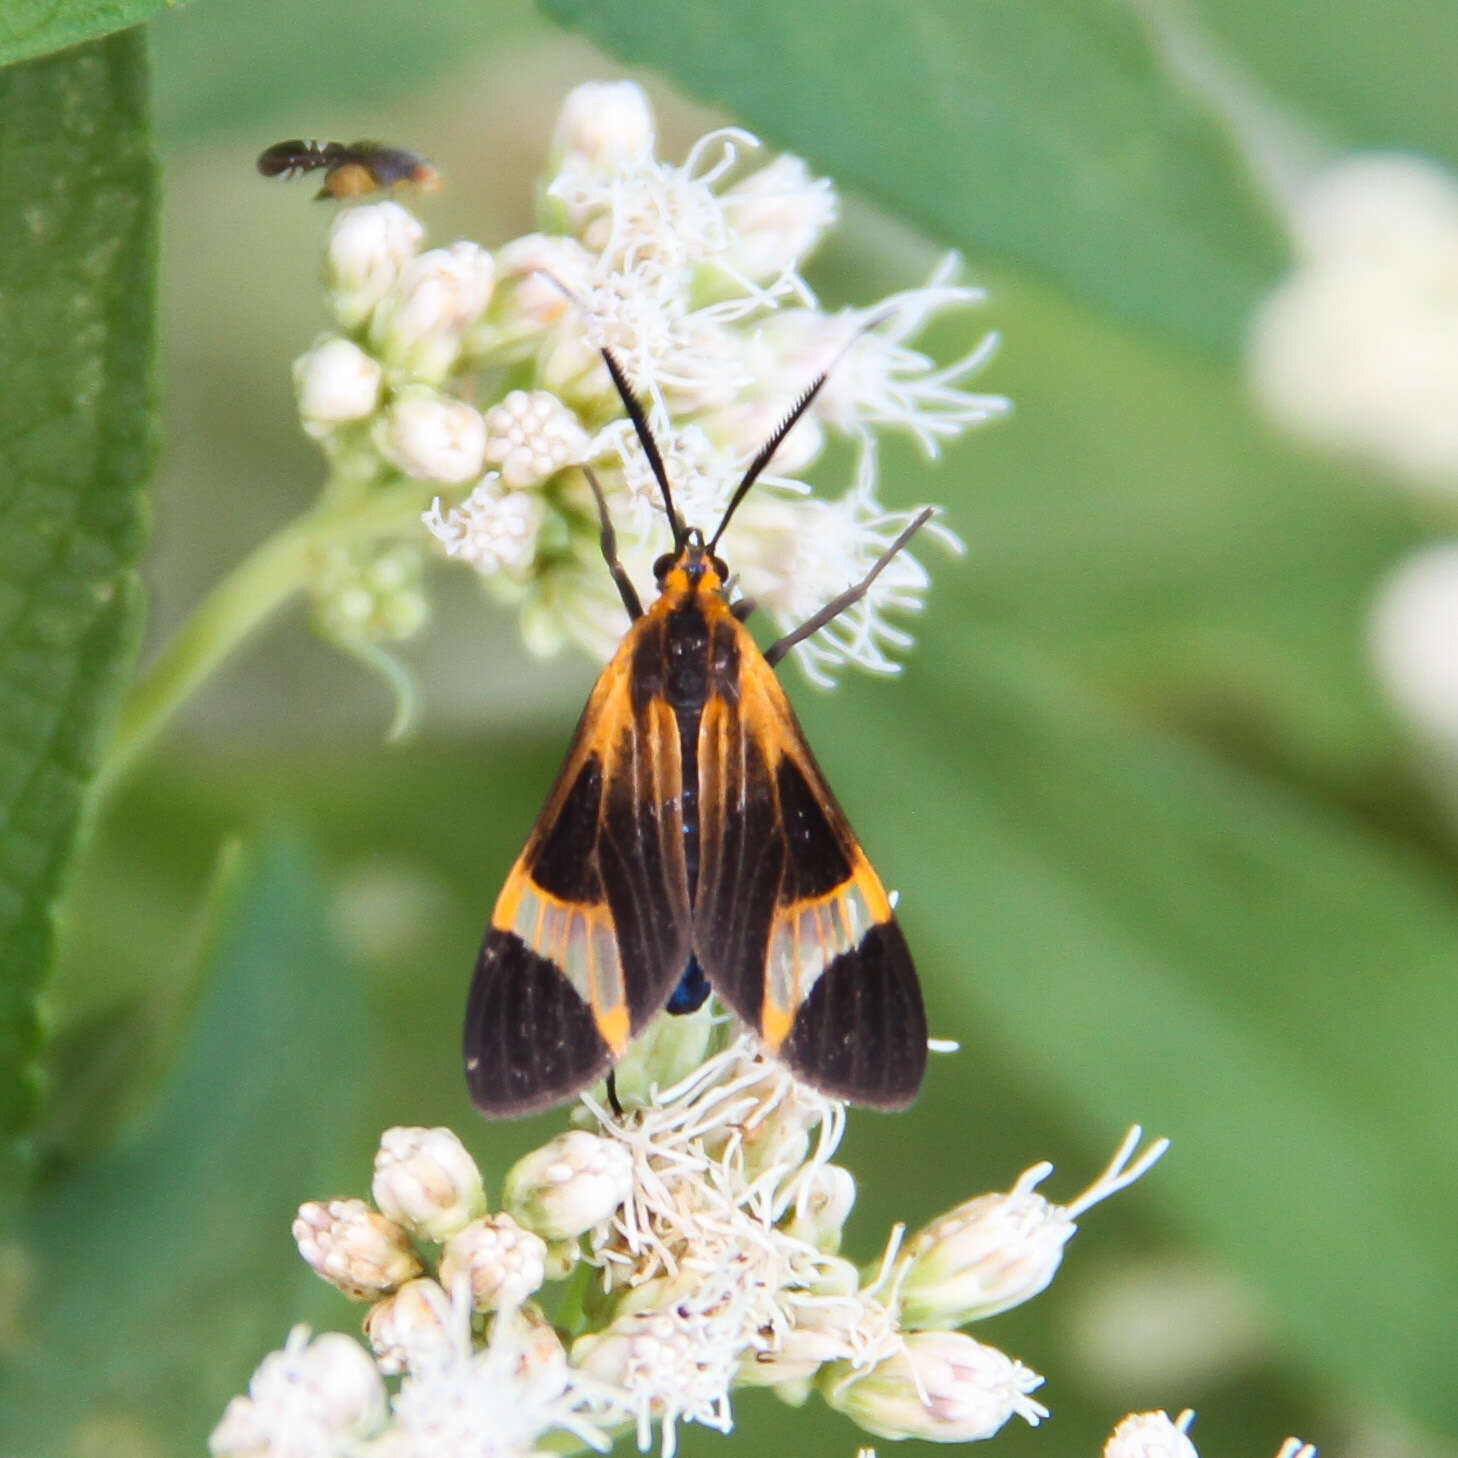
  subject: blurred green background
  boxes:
[3,1,1457,1456]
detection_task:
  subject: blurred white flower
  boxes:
[210,1327,386,1457]
[1368,542,1458,744]
[371,241,496,383]
[552,78,657,174]
[294,337,382,436]
[376,387,487,484]
[326,201,425,331]
[1105,1409,1200,1458]
[1250,153,1458,491]
[720,154,839,285]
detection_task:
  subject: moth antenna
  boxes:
[600,348,684,547]
[707,374,827,553]
[707,307,897,554]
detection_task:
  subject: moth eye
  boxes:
[710,555,729,580]
[652,553,674,579]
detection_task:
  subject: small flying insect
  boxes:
[465,349,932,1118]
[256,138,442,200]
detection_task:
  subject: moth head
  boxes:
[655,529,727,593]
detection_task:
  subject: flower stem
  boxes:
[99,488,423,796]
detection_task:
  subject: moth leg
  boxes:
[730,596,757,623]
[765,507,935,667]
[584,466,643,621]
[605,1068,624,1118]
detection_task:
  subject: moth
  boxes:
[255,138,441,200]
[465,349,930,1116]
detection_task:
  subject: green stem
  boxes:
[99,488,423,796]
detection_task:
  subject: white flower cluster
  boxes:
[291,79,1005,683]
[212,1034,1172,1458]
[1103,1409,1315,1458]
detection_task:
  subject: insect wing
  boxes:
[464,632,693,1115]
[694,630,927,1109]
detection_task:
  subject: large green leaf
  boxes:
[790,629,1458,1439]
[0,839,370,1455]
[0,33,154,1205]
[1195,0,1458,170]
[0,1,184,68]
[541,0,1286,355]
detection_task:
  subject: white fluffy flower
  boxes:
[422,475,543,574]
[376,388,487,484]
[721,154,838,285]
[1249,153,1458,490]
[326,201,425,331]
[210,1327,386,1457]
[293,337,382,436]
[731,447,954,687]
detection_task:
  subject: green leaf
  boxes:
[0,838,370,1456]
[795,629,1458,1437]
[0,33,155,1205]
[540,0,1286,354]
[0,2,186,69]
[1196,0,1458,171]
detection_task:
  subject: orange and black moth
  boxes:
[465,349,930,1116]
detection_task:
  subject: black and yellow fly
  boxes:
[256,139,441,200]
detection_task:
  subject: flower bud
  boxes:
[823,1330,1047,1443]
[503,1129,634,1240]
[364,1276,455,1376]
[722,154,837,283]
[899,1175,1072,1328]
[372,1125,486,1241]
[311,543,428,644]
[1104,1410,1200,1458]
[781,1164,857,1253]
[293,1199,422,1300]
[481,389,592,488]
[326,201,425,331]
[552,80,656,173]
[901,1131,1170,1328]
[210,1326,386,1455]
[439,1213,547,1311]
[737,1306,852,1388]
[376,387,487,484]
[293,337,382,437]
[371,241,495,382]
